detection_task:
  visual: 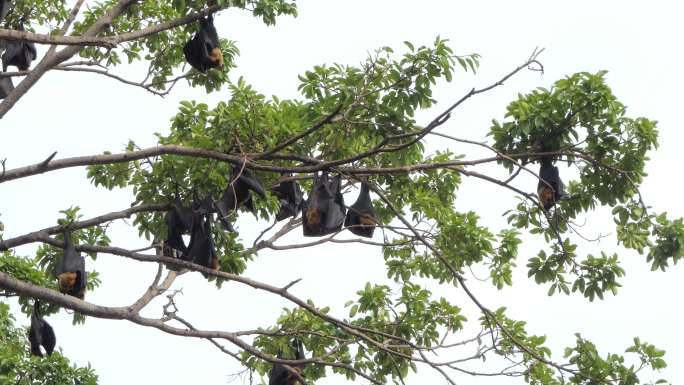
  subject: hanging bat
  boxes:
[269,339,306,385]
[0,0,9,24]
[185,214,219,273]
[1,24,37,71]
[537,157,568,210]
[54,231,87,299]
[273,174,303,221]
[344,181,378,238]
[165,198,195,254]
[183,14,224,73]
[215,168,266,230]
[0,75,12,100]
[302,173,346,237]
[28,301,56,357]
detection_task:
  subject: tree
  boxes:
[0,1,680,384]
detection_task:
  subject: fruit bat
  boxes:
[537,157,567,210]
[183,14,224,73]
[302,173,346,237]
[344,181,378,238]
[269,339,306,385]
[0,75,13,99]
[215,168,266,230]
[165,198,195,254]
[28,301,56,357]
[54,231,87,299]
[1,24,37,71]
[273,174,303,221]
[185,214,218,272]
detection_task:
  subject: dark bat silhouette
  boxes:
[269,339,306,385]
[215,168,265,230]
[183,14,223,73]
[344,181,378,238]
[2,24,37,71]
[302,173,346,237]
[28,301,56,357]
[0,76,13,99]
[0,0,10,23]
[537,157,568,210]
[185,214,219,275]
[273,174,303,221]
[165,198,195,254]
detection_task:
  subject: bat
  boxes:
[537,157,568,210]
[1,24,37,71]
[0,75,13,99]
[185,214,219,273]
[268,339,306,385]
[215,168,266,230]
[344,181,378,238]
[0,0,10,24]
[54,231,87,299]
[302,173,346,237]
[183,14,223,73]
[165,198,195,254]
[28,301,56,357]
[273,174,303,221]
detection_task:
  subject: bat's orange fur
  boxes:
[358,213,377,227]
[58,272,77,292]
[306,209,320,226]
[538,186,556,209]
[209,47,224,67]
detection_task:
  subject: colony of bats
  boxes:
[6,4,569,383]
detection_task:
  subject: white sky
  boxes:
[1,1,683,384]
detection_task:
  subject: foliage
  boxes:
[0,302,99,384]
[0,1,678,385]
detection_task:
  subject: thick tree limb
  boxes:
[0,144,576,184]
[0,203,168,250]
[0,4,227,48]
[0,0,139,119]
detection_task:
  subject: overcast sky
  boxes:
[2,1,683,384]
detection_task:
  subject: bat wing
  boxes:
[2,41,23,71]
[345,182,377,237]
[55,232,80,275]
[0,76,13,99]
[165,214,188,253]
[183,36,205,73]
[274,176,303,221]
[187,217,212,268]
[237,169,266,197]
[41,321,56,356]
[29,313,44,357]
[303,173,333,236]
[321,175,345,234]
[166,200,195,253]
[0,0,9,22]
[268,364,289,385]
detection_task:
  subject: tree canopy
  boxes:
[0,1,681,385]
